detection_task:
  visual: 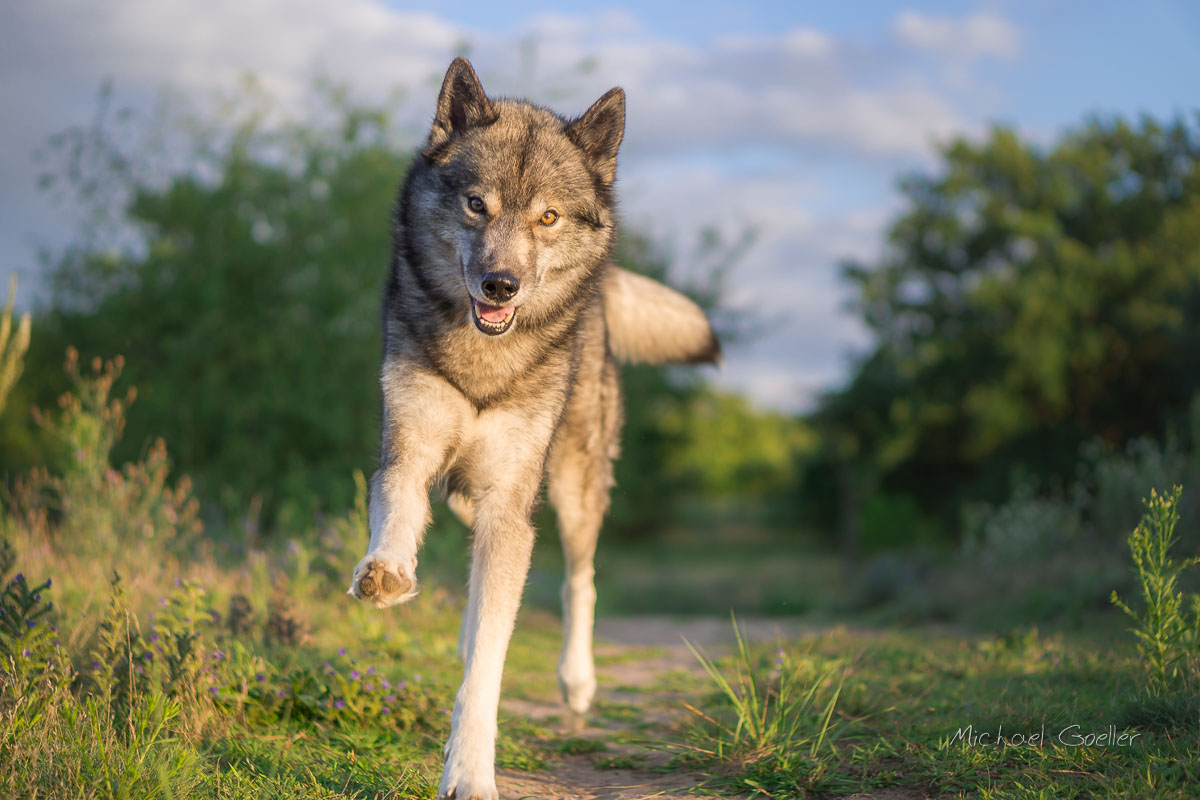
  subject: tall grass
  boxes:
[676,616,844,797]
[0,349,459,797]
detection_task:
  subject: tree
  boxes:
[826,115,1200,524]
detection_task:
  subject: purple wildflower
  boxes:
[323,662,333,672]
[46,578,52,588]
[367,666,376,675]
[364,683,374,692]
[334,699,345,710]
[149,633,160,643]
[381,707,391,715]
[350,670,360,680]
[413,674,422,682]
[255,673,265,682]
[212,651,225,661]
[277,688,288,698]
[337,647,346,657]
[384,695,396,703]
[381,678,391,689]
[209,686,219,694]
[22,649,31,658]
[91,661,101,669]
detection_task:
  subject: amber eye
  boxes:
[467,196,485,213]
[539,209,559,226]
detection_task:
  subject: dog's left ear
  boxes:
[426,57,496,154]
[567,88,625,185]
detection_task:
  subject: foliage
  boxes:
[0,566,67,749]
[657,390,814,500]
[1080,431,1200,546]
[3,348,202,562]
[855,435,1196,628]
[962,479,1086,565]
[1111,487,1199,696]
[823,115,1200,527]
[0,276,31,416]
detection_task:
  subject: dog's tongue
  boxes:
[477,303,512,323]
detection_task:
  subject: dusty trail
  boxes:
[495,617,821,800]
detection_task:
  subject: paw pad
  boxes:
[355,561,411,600]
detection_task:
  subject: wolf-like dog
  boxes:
[347,58,719,799]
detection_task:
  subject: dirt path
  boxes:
[495,616,823,800]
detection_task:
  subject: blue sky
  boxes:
[2,1,1198,410]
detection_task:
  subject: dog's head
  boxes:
[404,58,624,337]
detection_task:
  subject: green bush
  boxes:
[962,479,1085,565]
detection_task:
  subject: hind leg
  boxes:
[547,361,620,714]
[550,470,604,714]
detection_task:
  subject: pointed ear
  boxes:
[566,87,625,184]
[426,57,496,154]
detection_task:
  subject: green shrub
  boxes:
[1082,437,1196,548]
[4,349,203,565]
[962,479,1085,565]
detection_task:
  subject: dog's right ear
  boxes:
[426,58,496,155]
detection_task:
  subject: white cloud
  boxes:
[892,11,1021,63]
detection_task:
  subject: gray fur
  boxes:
[347,57,718,800]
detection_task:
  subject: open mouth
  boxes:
[470,300,516,336]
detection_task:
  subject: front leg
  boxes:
[348,369,466,608]
[439,410,552,800]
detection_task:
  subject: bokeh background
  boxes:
[2,0,1200,628]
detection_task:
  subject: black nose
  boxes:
[480,271,519,303]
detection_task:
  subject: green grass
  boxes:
[669,623,1200,799]
[4,532,1198,799]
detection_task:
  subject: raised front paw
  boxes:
[347,553,417,608]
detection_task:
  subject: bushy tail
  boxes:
[603,265,721,366]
